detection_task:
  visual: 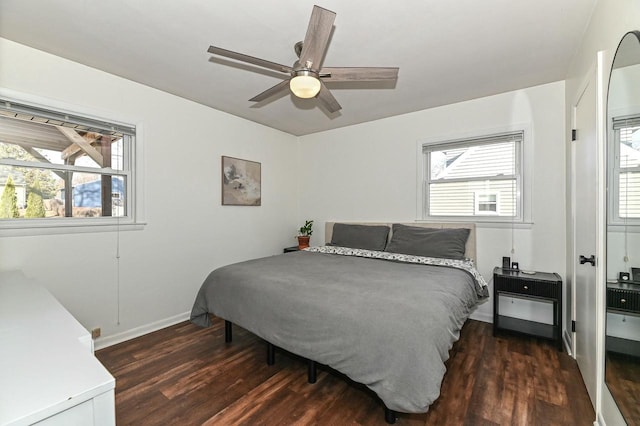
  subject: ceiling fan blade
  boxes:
[320,67,399,82]
[249,79,291,102]
[299,6,336,70]
[208,46,292,74]
[316,82,341,113]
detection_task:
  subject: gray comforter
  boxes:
[190,248,486,413]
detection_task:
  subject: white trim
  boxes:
[414,218,533,229]
[607,223,640,232]
[93,311,191,350]
[596,50,608,422]
[563,329,573,356]
[0,221,146,237]
[469,309,492,324]
[416,140,425,220]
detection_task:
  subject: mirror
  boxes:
[606,30,640,424]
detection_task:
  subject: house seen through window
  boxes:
[422,131,522,221]
[0,99,135,224]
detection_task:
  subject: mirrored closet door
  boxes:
[605,30,640,425]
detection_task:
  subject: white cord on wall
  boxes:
[116,214,121,326]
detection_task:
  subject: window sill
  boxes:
[607,223,640,233]
[0,220,146,237]
[415,218,533,229]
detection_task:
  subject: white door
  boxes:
[572,65,599,408]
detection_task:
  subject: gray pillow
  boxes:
[385,224,470,259]
[330,223,390,251]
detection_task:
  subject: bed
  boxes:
[190,222,488,423]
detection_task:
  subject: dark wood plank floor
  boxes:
[606,351,640,425]
[96,318,595,425]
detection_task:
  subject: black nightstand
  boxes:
[493,267,563,351]
[606,282,640,357]
[283,246,300,253]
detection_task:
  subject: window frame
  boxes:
[0,91,144,235]
[608,114,640,227]
[416,127,530,224]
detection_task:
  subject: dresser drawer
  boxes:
[494,276,560,299]
[607,287,640,313]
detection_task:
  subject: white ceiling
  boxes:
[0,1,596,136]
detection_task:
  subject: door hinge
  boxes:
[572,129,577,141]
[571,320,576,332]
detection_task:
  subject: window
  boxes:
[420,131,523,221]
[609,115,640,224]
[475,192,499,215]
[0,98,136,227]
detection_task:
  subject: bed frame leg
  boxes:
[267,342,275,365]
[384,407,396,424]
[307,360,317,383]
[224,320,232,343]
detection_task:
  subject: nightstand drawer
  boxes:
[607,287,640,313]
[494,276,560,299]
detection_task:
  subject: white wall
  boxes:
[298,81,566,324]
[0,38,299,347]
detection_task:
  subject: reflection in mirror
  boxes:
[606,30,640,424]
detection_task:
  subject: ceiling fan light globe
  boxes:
[290,75,321,98]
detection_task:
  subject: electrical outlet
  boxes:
[91,327,101,339]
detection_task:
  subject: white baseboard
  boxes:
[469,310,492,323]
[563,329,573,356]
[94,311,191,351]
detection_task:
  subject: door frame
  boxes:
[595,50,607,420]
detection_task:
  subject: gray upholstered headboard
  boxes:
[325,222,477,263]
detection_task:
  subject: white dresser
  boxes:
[0,271,115,426]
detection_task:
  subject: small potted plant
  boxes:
[297,220,313,249]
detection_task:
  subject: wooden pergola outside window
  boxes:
[0,100,134,221]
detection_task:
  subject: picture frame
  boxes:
[221,156,261,206]
[631,267,640,283]
[502,256,511,269]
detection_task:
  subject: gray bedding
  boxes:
[190,247,487,413]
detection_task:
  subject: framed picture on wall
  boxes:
[221,156,261,206]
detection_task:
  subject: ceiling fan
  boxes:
[206,5,399,113]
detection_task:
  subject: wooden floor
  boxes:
[96,318,595,425]
[606,351,640,425]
